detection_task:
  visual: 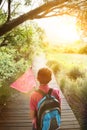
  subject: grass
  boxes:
[46,52,87,130]
[47,53,87,70]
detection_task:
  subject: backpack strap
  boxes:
[36,89,46,96]
[48,88,53,95]
[36,88,53,97]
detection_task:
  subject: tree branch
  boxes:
[0,0,68,36]
[0,0,5,9]
[0,0,87,37]
[7,0,11,22]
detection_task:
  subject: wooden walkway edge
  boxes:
[0,55,81,130]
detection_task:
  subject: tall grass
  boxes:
[46,53,87,129]
[58,68,87,130]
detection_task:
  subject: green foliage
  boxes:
[24,0,32,5]
[0,51,16,80]
[0,82,18,105]
[0,19,46,104]
[0,21,44,85]
[0,86,11,104]
[0,3,46,104]
[0,49,29,82]
[0,24,33,46]
[0,9,7,24]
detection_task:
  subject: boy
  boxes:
[29,67,61,130]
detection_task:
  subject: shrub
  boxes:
[59,78,66,92]
[0,84,16,105]
[67,67,84,80]
[79,45,87,54]
[57,69,87,129]
[46,60,60,74]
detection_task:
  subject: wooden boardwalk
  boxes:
[0,55,81,130]
[0,77,81,130]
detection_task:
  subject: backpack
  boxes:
[36,88,61,130]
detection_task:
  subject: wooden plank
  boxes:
[0,127,32,130]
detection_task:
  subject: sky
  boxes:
[36,15,80,45]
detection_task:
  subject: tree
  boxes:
[0,21,45,87]
[0,0,87,37]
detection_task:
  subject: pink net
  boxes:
[10,68,36,93]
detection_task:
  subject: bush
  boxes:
[46,60,60,74]
[0,84,17,105]
[79,45,87,54]
[59,78,66,92]
[67,67,84,80]
[0,50,30,105]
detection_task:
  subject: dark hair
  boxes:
[37,68,52,84]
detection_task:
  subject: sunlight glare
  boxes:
[37,15,80,45]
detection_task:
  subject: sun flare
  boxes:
[37,15,80,45]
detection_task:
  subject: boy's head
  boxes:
[37,68,52,84]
